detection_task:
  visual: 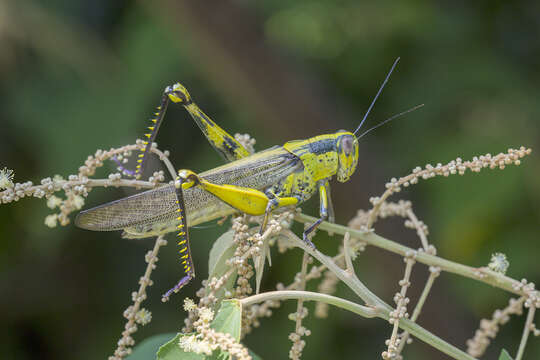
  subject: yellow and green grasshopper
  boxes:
[75,58,419,300]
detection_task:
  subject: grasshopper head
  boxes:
[166,83,192,104]
[336,131,358,182]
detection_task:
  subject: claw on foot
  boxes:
[302,233,316,249]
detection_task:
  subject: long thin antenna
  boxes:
[354,57,400,135]
[356,104,424,140]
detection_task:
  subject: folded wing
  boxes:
[75,184,178,231]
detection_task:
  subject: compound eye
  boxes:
[341,136,354,155]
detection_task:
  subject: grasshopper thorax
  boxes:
[335,131,358,182]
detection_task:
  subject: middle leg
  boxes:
[302,179,332,248]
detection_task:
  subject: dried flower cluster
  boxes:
[288,310,311,360]
[109,236,168,360]
[367,147,531,228]
[181,212,292,335]
[0,143,174,230]
[467,297,525,356]
[288,253,312,360]
[180,299,251,359]
[383,253,415,359]
[347,193,441,359]
[237,214,292,334]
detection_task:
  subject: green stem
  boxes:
[279,229,477,360]
[241,290,476,360]
[240,290,378,318]
[515,305,536,360]
[281,229,389,309]
[295,213,534,298]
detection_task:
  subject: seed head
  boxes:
[488,252,509,274]
[134,308,152,325]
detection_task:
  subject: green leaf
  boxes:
[210,299,242,341]
[208,230,235,276]
[206,299,243,360]
[127,333,178,360]
[253,252,265,295]
[253,237,272,294]
[499,349,513,360]
[207,230,237,301]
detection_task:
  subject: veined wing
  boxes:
[75,146,301,234]
[75,184,178,231]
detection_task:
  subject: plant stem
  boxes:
[110,235,167,359]
[406,208,429,250]
[295,252,310,332]
[241,290,378,318]
[280,229,477,360]
[281,229,389,309]
[241,290,477,360]
[396,317,476,360]
[515,304,536,360]
[343,232,355,275]
[295,213,536,299]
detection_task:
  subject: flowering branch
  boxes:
[279,227,478,360]
[384,254,416,359]
[366,147,531,228]
[110,235,168,360]
[397,266,441,354]
[288,252,312,360]
[0,143,173,227]
[2,140,536,359]
[466,297,525,356]
[295,213,539,300]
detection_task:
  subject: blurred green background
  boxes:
[0,1,539,359]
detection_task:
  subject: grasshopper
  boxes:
[75,59,417,300]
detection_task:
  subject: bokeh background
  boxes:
[1,1,539,359]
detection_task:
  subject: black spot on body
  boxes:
[308,138,336,155]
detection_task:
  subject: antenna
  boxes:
[356,104,424,140]
[353,57,400,135]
